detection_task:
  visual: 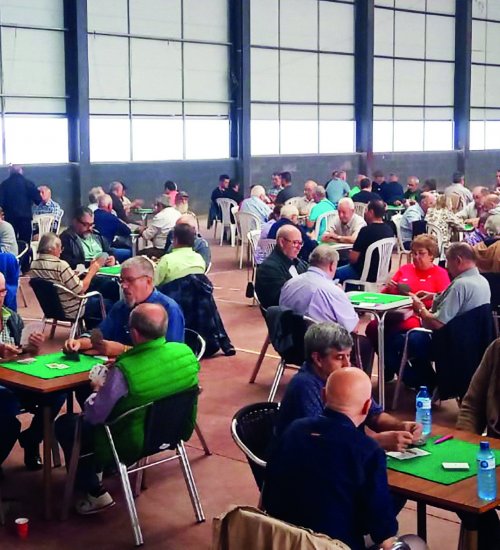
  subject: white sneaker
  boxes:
[76,491,115,515]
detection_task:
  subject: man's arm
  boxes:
[116,217,132,237]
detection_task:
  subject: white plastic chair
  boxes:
[354,202,367,217]
[215,198,238,247]
[284,196,303,208]
[426,221,445,262]
[248,230,276,285]
[236,212,261,269]
[343,237,396,291]
[392,214,412,268]
[314,210,338,240]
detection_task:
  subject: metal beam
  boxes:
[229,0,251,193]
[354,0,374,175]
[454,0,472,173]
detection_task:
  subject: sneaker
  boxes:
[76,491,115,515]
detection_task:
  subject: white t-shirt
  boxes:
[142,207,181,249]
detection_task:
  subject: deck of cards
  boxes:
[89,364,108,385]
[387,448,430,460]
[46,363,71,370]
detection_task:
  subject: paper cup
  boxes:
[15,517,29,539]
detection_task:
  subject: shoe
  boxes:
[222,346,236,356]
[18,434,42,471]
[76,491,115,515]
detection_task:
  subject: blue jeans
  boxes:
[335,263,360,283]
[111,247,132,263]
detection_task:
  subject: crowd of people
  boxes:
[0,163,498,548]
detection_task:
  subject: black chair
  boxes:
[29,277,105,339]
[231,402,280,491]
[62,386,205,546]
[482,272,500,336]
[16,240,30,307]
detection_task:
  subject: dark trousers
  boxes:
[89,275,120,303]
[0,415,21,465]
[9,216,33,272]
[55,413,101,494]
[458,510,500,550]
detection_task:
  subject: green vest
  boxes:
[95,338,200,465]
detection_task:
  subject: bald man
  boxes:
[457,186,489,223]
[264,368,401,550]
[297,180,318,216]
[164,213,211,266]
[404,176,421,204]
[56,302,200,515]
[255,224,308,308]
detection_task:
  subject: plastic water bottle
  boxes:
[477,441,497,501]
[415,386,432,437]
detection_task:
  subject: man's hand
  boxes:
[401,421,423,443]
[321,232,339,243]
[393,200,402,206]
[25,331,45,354]
[105,255,116,266]
[64,338,81,353]
[414,290,435,302]
[372,430,413,452]
[93,339,126,357]
[0,343,22,360]
[409,293,425,314]
[380,537,399,550]
[88,259,101,274]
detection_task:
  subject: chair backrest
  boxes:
[283,196,302,208]
[359,237,396,283]
[249,230,276,266]
[426,221,444,260]
[264,306,310,365]
[184,328,206,360]
[231,402,280,490]
[391,214,406,252]
[482,272,500,310]
[33,214,56,235]
[216,198,238,226]
[236,212,261,245]
[54,210,64,234]
[16,240,29,260]
[354,202,367,217]
[29,277,68,320]
[448,193,465,213]
[314,210,338,240]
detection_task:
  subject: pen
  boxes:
[434,434,454,445]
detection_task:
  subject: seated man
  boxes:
[279,245,358,333]
[255,225,308,309]
[0,207,18,255]
[335,200,394,283]
[403,176,421,204]
[399,192,436,248]
[268,204,317,262]
[267,172,282,204]
[209,174,230,228]
[155,223,206,286]
[137,195,181,257]
[473,213,500,273]
[274,171,296,206]
[457,186,488,223]
[322,197,366,245]
[56,303,200,514]
[175,190,190,215]
[33,185,63,233]
[351,177,381,204]
[93,194,132,263]
[444,172,473,205]
[225,179,244,205]
[64,256,185,359]
[380,175,405,206]
[275,322,422,451]
[264,367,420,550]
[306,186,336,241]
[296,180,317,217]
[0,272,65,471]
[60,207,116,269]
[239,185,272,223]
[109,181,142,224]
[325,170,350,205]
[164,214,211,267]
[30,233,111,328]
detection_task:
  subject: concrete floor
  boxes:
[0,231,464,549]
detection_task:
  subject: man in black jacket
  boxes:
[255,225,308,309]
[0,165,41,257]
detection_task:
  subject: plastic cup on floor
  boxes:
[15,517,29,539]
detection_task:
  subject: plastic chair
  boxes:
[215,198,238,247]
[32,214,56,235]
[235,212,261,269]
[426,221,445,262]
[314,210,338,240]
[62,387,205,546]
[354,202,367,217]
[343,237,396,291]
[247,231,276,290]
[392,214,412,268]
[231,402,280,491]
[29,277,106,339]
[184,328,211,456]
[16,240,30,307]
[283,196,303,208]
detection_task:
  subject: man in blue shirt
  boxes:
[275,322,423,451]
[64,256,184,356]
[325,170,350,205]
[264,367,400,550]
[381,173,406,206]
[399,192,436,247]
[93,194,132,263]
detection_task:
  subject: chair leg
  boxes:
[268,359,285,402]
[51,427,62,468]
[194,422,212,456]
[177,441,205,523]
[133,458,148,498]
[0,486,5,526]
[61,418,83,521]
[219,224,224,246]
[249,335,270,383]
[19,283,28,308]
[49,320,57,339]
[391,337,411,411]
[230,224,236,247]
[118,462,144,546]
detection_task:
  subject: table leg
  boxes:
[67,391,74,415]
[461,526,478,550]
[43,405,52,520]
[377,312,387,409]
[417,501,427,541]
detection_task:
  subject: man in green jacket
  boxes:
[56,302,200,515]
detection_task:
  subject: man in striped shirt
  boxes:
[30,233,107,326]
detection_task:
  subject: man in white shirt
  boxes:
[321,198,366,245]
[297,180,318,216]
[138,195,180,256]
[444,172,473,206]
[457,186,489,223]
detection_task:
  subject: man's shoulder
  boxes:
[148,289,180,310]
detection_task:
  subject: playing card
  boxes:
[20,321,45,347]
[17,358,36,364]
[387,448,430,460]
[46,363,70,370]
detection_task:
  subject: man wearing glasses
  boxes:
[60,206,116,270]
[64,256,185,358]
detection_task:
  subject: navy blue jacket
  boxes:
[94,209,131,244]
[380,182,405,205]
[263,409,398,550]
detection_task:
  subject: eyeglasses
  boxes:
[77,219,94,228]
[282,237,303,247]
[119,274,148,285]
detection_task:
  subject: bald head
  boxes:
[129,303,168,344]
[277,224,302,260]
[324,367,372,426]
[484,193,500,212]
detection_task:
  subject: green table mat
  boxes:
[132,208,153,214]
[0,352,103,380]
[463,224,474,231]
[386,205,405,211]
[99,265,121,275]
[387,436,500,485]
[349,292,409,305]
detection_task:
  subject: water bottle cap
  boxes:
[480,441,490,451]
[419,386,427,390]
